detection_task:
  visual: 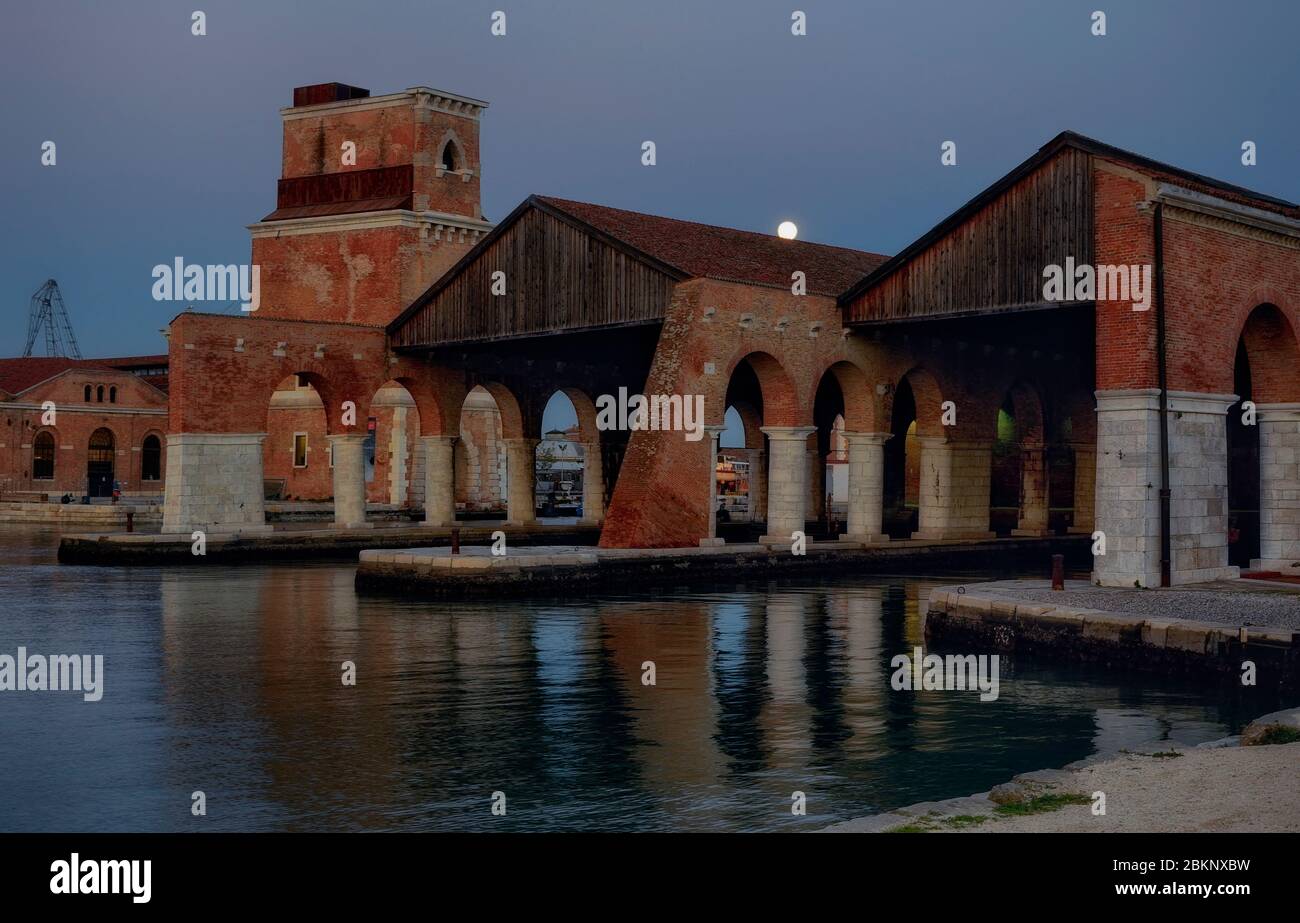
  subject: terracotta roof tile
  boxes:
[535,196,889,296]
[0,358,112,396]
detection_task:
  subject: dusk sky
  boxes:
[3,0,1299,360]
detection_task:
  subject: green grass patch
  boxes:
[941,814,989,829]
[1253,725,1300,745]
[993,793,1090,817]
[1149,750,1183,759]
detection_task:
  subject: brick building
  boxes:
[0,356,168,498]
[93,78,1296,589]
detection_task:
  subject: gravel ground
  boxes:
[954,743,1300,833]
[962,579,1300,630]
[823,741,1300,833]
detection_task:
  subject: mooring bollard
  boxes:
[450,526,460,555]
[126,511,134,533]
[1051,553,1064,591]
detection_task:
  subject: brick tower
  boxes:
[250,82,493,325]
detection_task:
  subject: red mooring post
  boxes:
[450,527,460,555]
[125,511,134,533]
[1051,554,1064,591]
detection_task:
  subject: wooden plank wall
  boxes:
[847,149,1094,323]
[392,206,677,347]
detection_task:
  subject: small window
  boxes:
[142,434,162,481]
[441,140,458,172]
[293,433,308,468]
[109,386,117,404]
[33,432,55,480]
[96,385,104,403]
[83,385,91,402]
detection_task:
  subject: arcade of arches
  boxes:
[156,81,1300,590]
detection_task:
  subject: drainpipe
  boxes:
[1153,202,1172,587]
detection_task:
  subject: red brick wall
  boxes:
[1,369,167,495]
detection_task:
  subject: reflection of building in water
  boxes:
[760,594,812,771]
[597,599,723,799]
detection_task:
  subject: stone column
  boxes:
[1067,442,1097,535]
[840,431,890,544]
[161,433,272,534]
[1251,403,1300,575]
[912,437,995,540]
[421,435,457,526]
[389,405,409,505]
[1092,389,1238,587]
[328,434,370,528]
[503,437,539,526]
[749,447,767,524]
[1012,443,1051,536]
[580,441,605,526]
[760,426,816,544]
[806,445,825,523]
[701,425,727,546]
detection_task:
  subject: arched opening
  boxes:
[440,139,459,172]
[32,431,55,481]
[264,373,330,501]
[83,385,91,402]
[365,380,422,507]
[717,353,799,541]
[141,434,162,482]
[1227,340,1260,566]
[455,385,508,518]
[990,381,1050,536]
[87,428,114,497]
[811,372,847,535]
[718,404,761,526]
[96,385,104,403]
[989,394,1020,535]
[883,380,920,537]
[1231,303,1300,569]
[537,390,582,519]
[109,386,117,404]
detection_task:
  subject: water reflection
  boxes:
[0,527,1279,832]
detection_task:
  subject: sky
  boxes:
[3,0,1299,370]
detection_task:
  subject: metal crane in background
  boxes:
[23,279,82,358]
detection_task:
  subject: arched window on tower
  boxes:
[441,140,459,173]
[96,385,104,403]
[109,386,117,404]
[84,385,91,402]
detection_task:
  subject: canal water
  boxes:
[0,526,1281,832]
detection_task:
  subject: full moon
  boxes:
[777,221,798,240]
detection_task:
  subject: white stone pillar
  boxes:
[1251,403,1300,575]
[760,426,816,544]
[421,435,457,526]
[503,437,539,526]
[912,437,995,540]
[840,431,890,544]
[701,424,726,546]
[1012,443,1052,536]
[750,448,767,524]
[1092,389,1238,587]
[806,446,825,523]
[580,441,605,526]
[161,433,272,534]
[1067,442,1097,535]
[328,434,370,528]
